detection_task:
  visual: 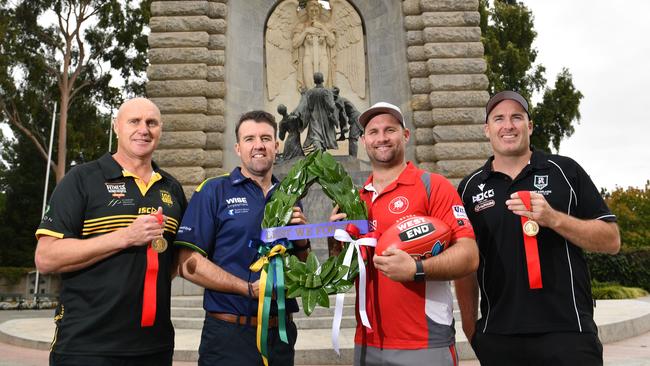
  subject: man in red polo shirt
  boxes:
[331,102,478,366]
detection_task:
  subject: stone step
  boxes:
[171,307,206,318]
[171,317,203,329]
[171,296,202,308]
[293,304,356,318]
[295,315,356,329]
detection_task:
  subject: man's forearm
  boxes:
[455,272,479,340]
[422,237,479,281]
[35,230,130,274]
[549,213,620,254]
[178,250,250,297]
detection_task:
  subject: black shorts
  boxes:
[50,349,173,366]
[472,331,603,366]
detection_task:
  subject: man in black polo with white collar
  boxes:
[455,91,621,365]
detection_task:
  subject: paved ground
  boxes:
[0,333,648,366]
[1,300,649,366]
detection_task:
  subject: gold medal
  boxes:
[152,237,168,253]
[523,220,539,237]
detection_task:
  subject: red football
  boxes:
[376,216,451,258]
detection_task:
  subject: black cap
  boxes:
[485,91,530,122]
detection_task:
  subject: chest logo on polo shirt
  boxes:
[105,182,127,198]
[472,187,496,212]
[226,196,250,216]
[160,190,174,207]
[534,175,548,190]
[472,189,494,203]
[388,196,409,214]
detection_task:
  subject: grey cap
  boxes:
[485,91,530,122]
[358,102,405,128]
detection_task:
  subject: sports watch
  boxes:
[413,258,426,282]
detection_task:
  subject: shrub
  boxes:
[587,249,650,292]
[591,280,648,300]
[604,182,650,251]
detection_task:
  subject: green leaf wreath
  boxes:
[262,150,367,315]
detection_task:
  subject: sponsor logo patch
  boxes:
[226,197,248,205]
[398,222,434,242]
[388,196,409,214]
[474,199,495,212]
[108,198,135,207]
[228,208,249,216]
[472,189,495,203]
[105,182,127,198]
[452,205,468,219]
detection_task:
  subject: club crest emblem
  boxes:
[388,196,409,214]
[534,175,549,190]
[160,190,173,207]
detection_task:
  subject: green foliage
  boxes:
[480,0,583,152]
[591,280,648,300]
[604,182,650,250]
[0,0,151,266]
[267,151,368,316]
[0,267,31,286]
[531,69,583,151]
[587,249,650,292]
[263,150,367,228]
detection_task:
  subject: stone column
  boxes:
[403,0,491,185]
[147,1,228,197]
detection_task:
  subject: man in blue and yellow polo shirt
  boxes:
[35,98,187,366]
[175,110,310,366]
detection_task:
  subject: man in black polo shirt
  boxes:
[35,98,187,366]
[455,91,621,365]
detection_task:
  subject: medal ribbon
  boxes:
[517,191,543,289]
[141,210,163,327]
[331,225,377,355]
[249,241,290,366]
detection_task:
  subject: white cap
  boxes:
[358,102,405,128]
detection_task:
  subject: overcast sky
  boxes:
[525,0,650,191]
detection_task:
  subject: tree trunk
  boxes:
[55,92,69,183]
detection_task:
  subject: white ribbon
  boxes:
[331,228,376,355]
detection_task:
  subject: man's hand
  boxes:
[506,192,559,228]
[329,204,347,222]
[288,206,307,226]
[328,205,346,256]
[373,246,417,282]
[122,206,165,248]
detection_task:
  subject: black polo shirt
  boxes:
[458,149,616,335]
[36,152,187,356]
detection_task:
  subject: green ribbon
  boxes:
[249,239,291,366]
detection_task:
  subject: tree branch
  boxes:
[0,99,58,173]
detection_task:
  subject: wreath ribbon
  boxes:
[331,226,377,355]
[249,239,291,366]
